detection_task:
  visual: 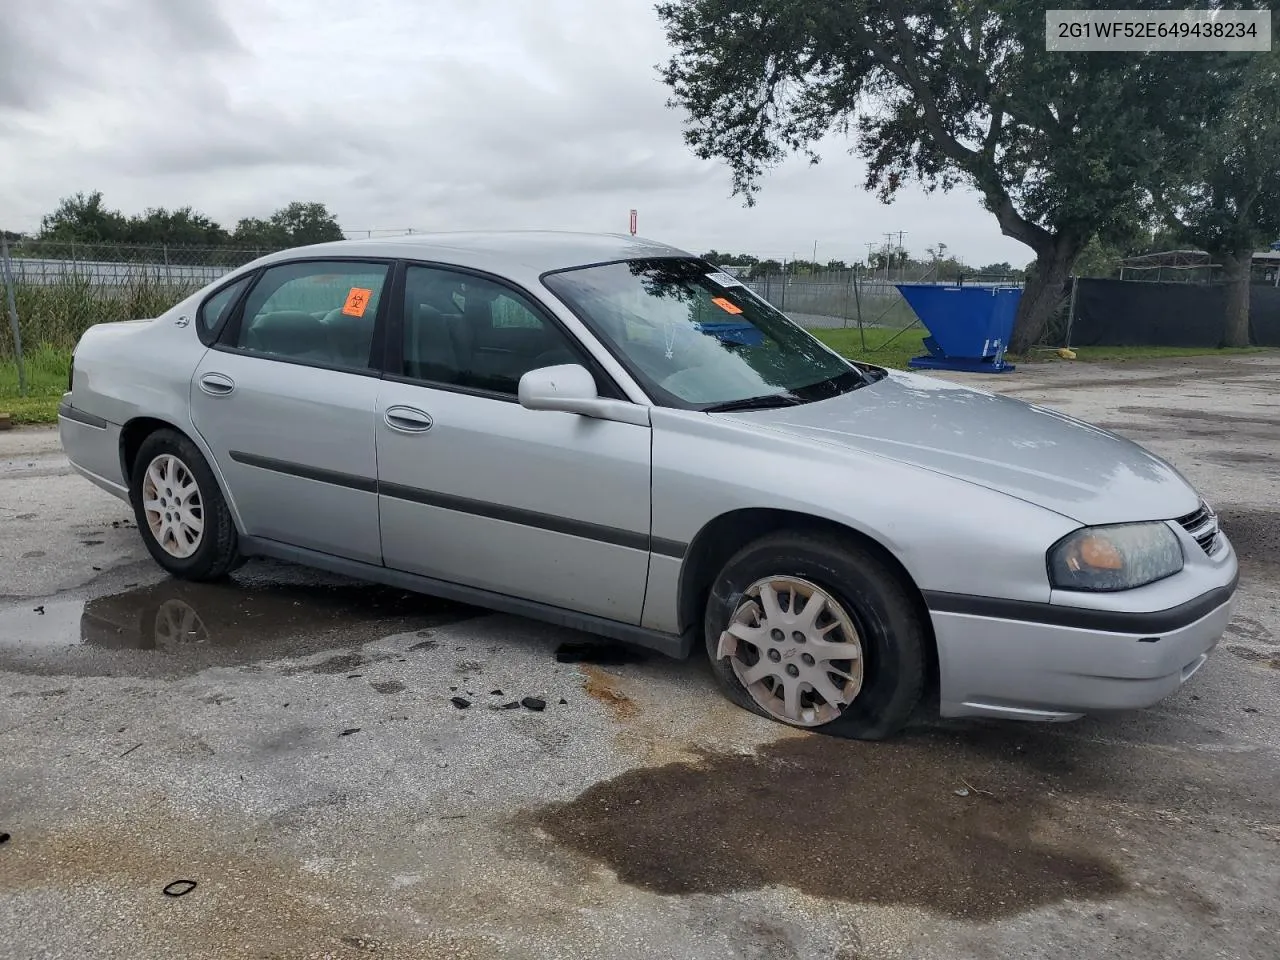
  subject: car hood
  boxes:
[721,370,1201,526]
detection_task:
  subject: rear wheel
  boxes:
[129,429,242,581]
[704,530,926,740]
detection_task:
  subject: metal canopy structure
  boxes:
[1117,248,1280,284]
[1117,249,1218,282]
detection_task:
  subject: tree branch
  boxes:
[856,19,977,165]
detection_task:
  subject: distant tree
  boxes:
[824,259,849,271]
[1152,49,1280,346]
[126,206,229,247]
[657,0,1248,353]
[231,217,288,250]
[38,191,129,243]
[976,261,1025,279]
[268,201,344,246]
[701,250,760,267]
[749,258,783,279]
[1070,236,1131,279]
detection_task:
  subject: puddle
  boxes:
[0,571,482,674]
[535,731,1127,921]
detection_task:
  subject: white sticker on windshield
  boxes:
[705,271,745,288]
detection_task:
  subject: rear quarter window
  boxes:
[197,275,253,344]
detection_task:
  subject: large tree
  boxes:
[39,191,129,244]
[269,201,345,246]
[656,0,1244,351]
[1151,47,1280,347]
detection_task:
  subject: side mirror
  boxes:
[517,364,650,426]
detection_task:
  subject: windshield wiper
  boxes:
[703,393,804,413]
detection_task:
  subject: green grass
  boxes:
[0,344,71,424]
[811,326,928,370]
[811,328,1277,369]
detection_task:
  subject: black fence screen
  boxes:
[1070,278,1280,347]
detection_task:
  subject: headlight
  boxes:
[1047,522,1184,592]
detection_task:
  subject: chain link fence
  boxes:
[2,239,273,288]
[741,264,942,331]
[0,241,290,390]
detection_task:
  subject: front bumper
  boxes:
[929,572,1239,722]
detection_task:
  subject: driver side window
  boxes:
[400,266,582,395]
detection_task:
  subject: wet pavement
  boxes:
[1,354,1278,960]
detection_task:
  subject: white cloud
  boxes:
[0,0,1035,268]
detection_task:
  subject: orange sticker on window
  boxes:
[342,287,374,317]
[711,296,743,315]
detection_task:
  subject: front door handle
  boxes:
[198,373,235,396]
[384,405,434,433]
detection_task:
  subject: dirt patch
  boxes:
[370,680,407,695]
[1208,450,1278,465]
[535,732,1127,921]
[1218,506,1280,581]
[1117,407,1280,429]
[301,653,376,676]
[0,804,496,960]
[1226,616,1276,645]
[1227,646,1280,669]
[581,665,639,720]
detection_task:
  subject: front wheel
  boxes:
[129,429,242,581]
[704,530,927,740]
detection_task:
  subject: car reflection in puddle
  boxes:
[0,570,483,672]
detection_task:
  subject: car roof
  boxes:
[257,230,695,275]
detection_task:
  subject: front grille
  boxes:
[1177,500,1221,555]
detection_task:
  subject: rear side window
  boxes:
[232,260,390,370]
[197,275,252,344]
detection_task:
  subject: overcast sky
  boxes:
[0,0,1034,267]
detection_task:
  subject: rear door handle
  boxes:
[198,373,235,396]
[384,405,434,433]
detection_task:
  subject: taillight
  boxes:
[67,354,74,393]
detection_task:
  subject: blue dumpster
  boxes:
[693,319,766,347]
[896,283,1020,373]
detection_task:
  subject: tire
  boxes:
[704,530,926,740]
[129,428,242,581]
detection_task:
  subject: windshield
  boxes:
[541,258,867,410]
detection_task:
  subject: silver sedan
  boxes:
[58,232,1239,738]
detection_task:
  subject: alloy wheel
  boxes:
[716,576,864,726]
[141,454,204,559]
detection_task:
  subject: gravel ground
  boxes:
[1,354,1277,960]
